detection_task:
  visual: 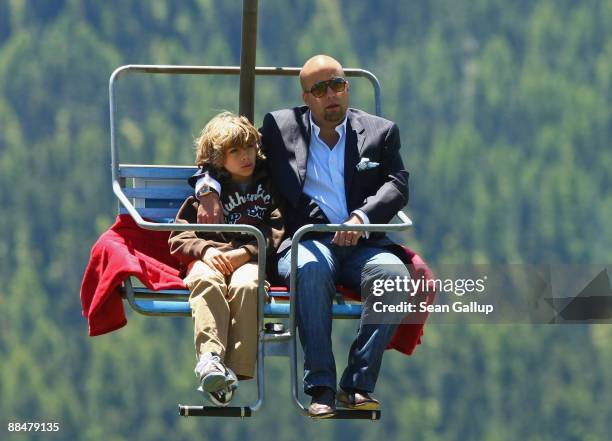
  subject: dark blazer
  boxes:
[259,106,409,254]
[190,106,409,255]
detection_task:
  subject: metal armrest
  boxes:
[287,210,413,415]
[112,180,267,413]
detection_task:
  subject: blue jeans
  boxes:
[277,234,411,394]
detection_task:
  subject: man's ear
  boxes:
[302,92,309,105]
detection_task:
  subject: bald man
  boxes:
[193,55,411,417]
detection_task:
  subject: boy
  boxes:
[169,112,284,406]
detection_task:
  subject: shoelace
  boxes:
[195,354,225,378]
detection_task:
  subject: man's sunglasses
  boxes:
[304,77,348,98]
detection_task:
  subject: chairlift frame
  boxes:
[108,0,412,419]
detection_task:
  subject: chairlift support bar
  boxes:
[239,0,258,122]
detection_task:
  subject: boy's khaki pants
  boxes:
[184,260,258,379]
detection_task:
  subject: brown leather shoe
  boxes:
[308,387,336,418]
[336,390,380,410]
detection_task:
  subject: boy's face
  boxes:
[223,143,257,182]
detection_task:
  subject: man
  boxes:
[194,55,411,418]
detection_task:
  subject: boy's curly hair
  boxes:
[194,111,265,170]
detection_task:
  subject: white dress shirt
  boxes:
[304,113,369,225]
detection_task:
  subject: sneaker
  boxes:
[206,383,237,407]
[195,352,234,393]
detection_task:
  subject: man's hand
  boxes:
[332,214,364,247]
[203,247,233,276]
[197,193,223,224]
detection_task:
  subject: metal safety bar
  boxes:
[288,211,413,418]
[111,178,267,415]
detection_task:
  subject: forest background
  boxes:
[1,1,611,440]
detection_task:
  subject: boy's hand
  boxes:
[197,193,223,224]
[224,248,251,271]
[203,247,234,276]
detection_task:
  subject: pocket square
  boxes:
[356,157,380,171]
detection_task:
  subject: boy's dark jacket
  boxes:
[168,162,284,269]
